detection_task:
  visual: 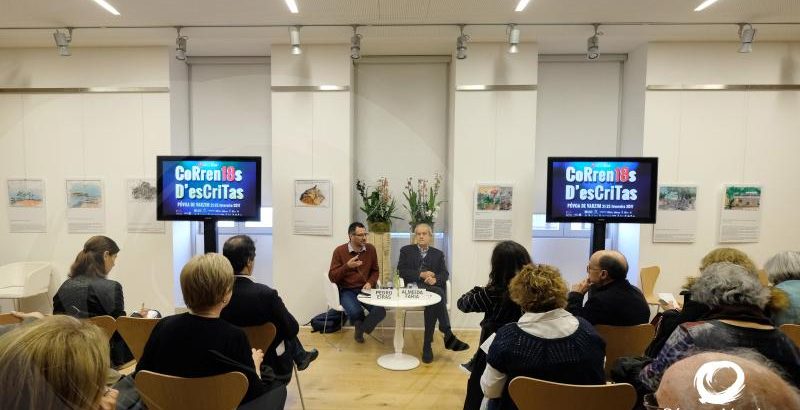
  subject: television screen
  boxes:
[157,156,261,221]
[546,157,658,223]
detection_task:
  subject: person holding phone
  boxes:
[328,222,386,343]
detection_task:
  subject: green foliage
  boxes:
[356,177,400,224]
[402,173,444,230]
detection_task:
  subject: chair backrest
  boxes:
[639,266,660,305]
[446,279,452,310]
[0,313,23,325]
[757,269,770,286]
[0,262,52,297]
[780,324,800,348]
[594,324,655,379]
[509,376,636,410]
[242,322,277,352]
[116,316,160,360]
[324,271,343,311]
[136,370,248,410]
[87,315,117,340]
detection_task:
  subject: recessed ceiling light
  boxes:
[285,0,299,14]
[515,0,531,12]
[694,0,720,12]
[91,0,120,16]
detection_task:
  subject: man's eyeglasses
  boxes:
[352,233,368,237]
[586,265,601,273]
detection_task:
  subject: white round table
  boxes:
[358,290,441,371]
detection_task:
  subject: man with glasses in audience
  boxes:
[566,250,650,326]
[328,222,386,343]
[398,223,469,363]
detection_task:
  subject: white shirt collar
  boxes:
[235,274,254,281]
[348,242,366,253]
[516,308,579,339]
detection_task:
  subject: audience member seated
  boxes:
[638,262,800,393]
[136,253,286,409]
[220,234,318,379]
[653,351,800,409]
[0,315,118,410]
[480,264,606,410]
[53,235,133,367]
[328,222,386,343]
[645,247,758,357]
[766,250,800,326]
[566,249,650,326]
[457,240,531,410]
[398,223,469,363]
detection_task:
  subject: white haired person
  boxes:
[766,251,800,325]
[638,262,800,393]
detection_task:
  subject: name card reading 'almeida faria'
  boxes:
[400,289,425,299]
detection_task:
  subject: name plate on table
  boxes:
[400,288,425,299]
[373,289,395,300]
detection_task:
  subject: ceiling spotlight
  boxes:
[456,25,469,60]
[350,26,362,60]
[694,0,720,12]
[175,27,188,61]
[289,26,302,55]
[507,24,520,54]
[515,0,531,12]
[90,0,121,16]
[586,24,601,60]
[738,23,756,53]
[284,0,299,14]
[53,28,72,57]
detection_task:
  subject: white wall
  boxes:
[354,60,449,232]
[271,44,353,322]
[0,47,175,315]
[639,42,800,299]
[449,43,538,328]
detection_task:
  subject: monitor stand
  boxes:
[590,222,606,255]
[203,219,218,254]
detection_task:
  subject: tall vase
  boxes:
[367,221,392,287]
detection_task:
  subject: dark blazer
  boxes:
[221,276,300,376]
[397,244,449,289]
[53,275,125,318]
[566,279,650,326]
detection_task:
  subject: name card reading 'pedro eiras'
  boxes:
[374,289,394,300]
[400,289,425,299]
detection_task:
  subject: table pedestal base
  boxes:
[377,352,420,370]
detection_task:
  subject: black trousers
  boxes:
[422,284,450,344]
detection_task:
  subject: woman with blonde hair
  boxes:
[0,315,118,409]
[136,253,286,409]
[480,264,605,410]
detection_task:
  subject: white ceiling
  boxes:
[1,0,798,56]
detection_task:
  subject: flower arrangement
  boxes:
[402,173,444,230]
[356,177,400,232]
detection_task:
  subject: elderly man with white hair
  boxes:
[398,223,469,363]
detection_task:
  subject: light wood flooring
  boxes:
[283,326,480,410]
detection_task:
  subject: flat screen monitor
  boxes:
[546,157,658,223]
[157,156,261,221]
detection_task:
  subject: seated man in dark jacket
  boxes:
[220,235,318,379]
[566,250,650,326]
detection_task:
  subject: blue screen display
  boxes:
[547,157,657,223]
[157,157,261,220]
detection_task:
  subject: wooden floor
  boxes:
[283,326,479,410]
